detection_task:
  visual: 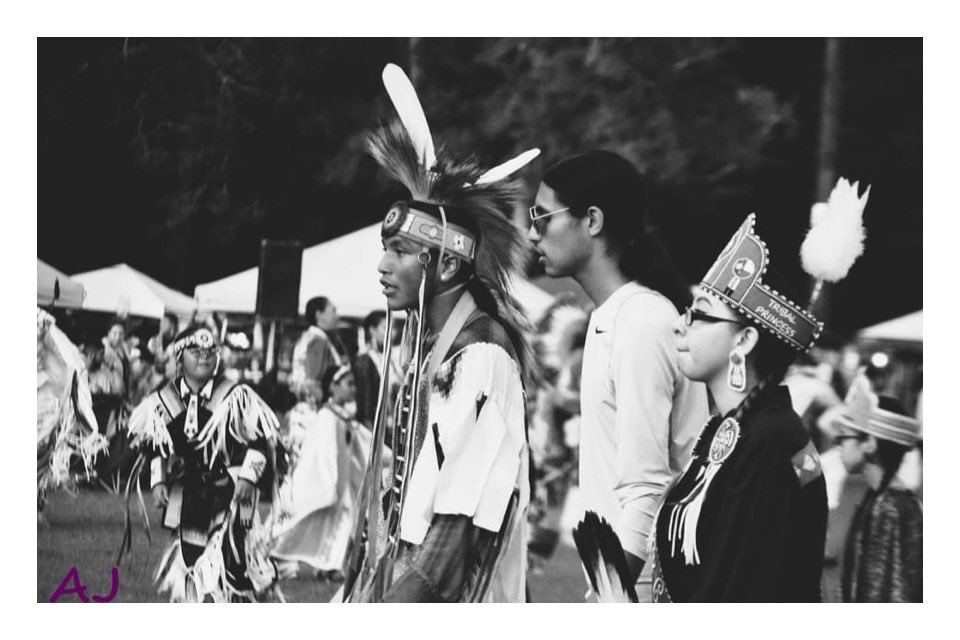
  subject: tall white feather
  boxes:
[474,149,541,185]
[382,63,436,169]
[801,177,869,283]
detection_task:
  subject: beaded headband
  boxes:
[173,327,218,359]
[381,200,477,263]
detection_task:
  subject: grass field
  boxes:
[38,490,586,603]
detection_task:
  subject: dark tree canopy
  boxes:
[38,37,921,333]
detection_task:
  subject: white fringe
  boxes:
[665,462,725,567]
[155,510,291,603]
[195,385,280,467]
[127,395,174,457]
[38,310,108,494]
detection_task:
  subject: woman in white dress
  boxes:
[272,364,372,580]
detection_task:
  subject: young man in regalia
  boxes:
[124,324,286,602]
[341,64,540,602]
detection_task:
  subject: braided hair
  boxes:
[871,396,912,494]
[730,329,797,425]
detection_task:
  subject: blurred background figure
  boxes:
[147,311,179,384]
[832,371,922,602]
[37,308,107,519]
[273,364,378,583]
[88,317,133,482]
[526,298,588,572]
[352,310,387,430]
[289,296,345,408]
[784,346,844,452]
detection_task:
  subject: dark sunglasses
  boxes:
[682,306,746,327]
[835,433,867,443]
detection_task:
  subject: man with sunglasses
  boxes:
[528,151,707,601]
[124,324,285,601]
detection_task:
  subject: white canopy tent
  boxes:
[38,259,86,308]
[194,223,555,320]
[857,310,923,344]
[72,263,197,320]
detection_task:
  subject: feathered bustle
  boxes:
[572,511,638,602]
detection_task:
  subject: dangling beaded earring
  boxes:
[728,349,746,392]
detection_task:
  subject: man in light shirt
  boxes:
[528,151,708,601]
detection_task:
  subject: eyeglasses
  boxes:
[682,307,746,327]
[835,433,867,443]
[528,205,570,235]
[186,346,218,359]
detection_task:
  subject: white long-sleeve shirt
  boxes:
[579,282,709,561]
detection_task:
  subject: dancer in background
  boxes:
[37,308,107,517]
[272,364,375,581]
[124,324,286,602]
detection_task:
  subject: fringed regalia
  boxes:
[37,308,108,506]
[124,374,286,602]
[374,306,530,602]
[651,388,827,602]
[341,63,538,602]
[272,402,373,573]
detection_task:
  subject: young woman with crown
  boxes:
[651,179,870,602]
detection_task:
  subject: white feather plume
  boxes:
[800,177,869,282]
[474,149,541,185]
[382,63,436,169]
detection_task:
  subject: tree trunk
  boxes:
[408,38,421,87]
[811,37,842,326]
[816,38,842,201]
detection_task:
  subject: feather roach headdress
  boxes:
[366,64,540,371]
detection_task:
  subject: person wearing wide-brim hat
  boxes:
[833,370,922,602]
[650,178,871,602]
